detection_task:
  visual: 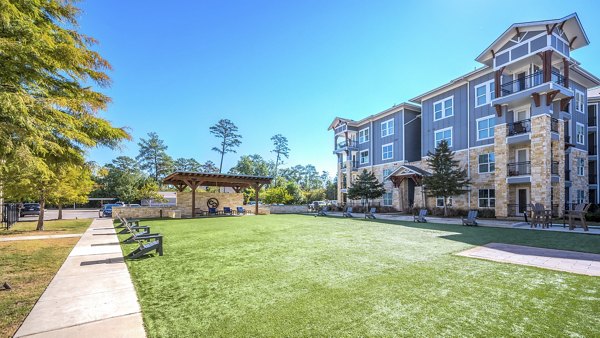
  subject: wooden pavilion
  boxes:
[163,172,273,217]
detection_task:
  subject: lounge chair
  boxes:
[236,207,247,215]
[568,203,590,231]
[121,222,160,244]
[365,207,377,219]
[127,235,163,259]
[462,210,478,226]
[531,203,552,228]
[315,206,329,217]
[208,207,219,216]
[223,207,233,215]
[413,209,427,223]
[117,217,148,234]
[115,215,139,229]
[342,207,354,218]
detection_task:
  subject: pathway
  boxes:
[14,218,146,338]
[456,243,600,276]
[0,234,82,242]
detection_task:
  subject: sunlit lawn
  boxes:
[121,215,600,337]
[2,219,92,236]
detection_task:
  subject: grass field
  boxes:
[0,219,91,336]
[120,215,600,337]
[2,219,92,236]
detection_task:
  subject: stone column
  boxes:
[554,120,565,217]
[530,114,553,209]
[494,123,509,217]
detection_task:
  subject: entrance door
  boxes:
[517,188,528,215]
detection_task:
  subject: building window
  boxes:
[478,189,496,208]
[359,128,369,144]
[478,152,495,173]
[477,116,495,140]
[475,80,495,107]
[576,190,585,204]
[434,127,452,147]
[578,158,585,176]
[381,119,394,137]
[359,150,369,164]
[382,143,393,160]
[575,90,585,113]
[433,96,454,121]
[383,192,393,206]
[576,122,585,145]
[436,196,452,207]
[382,168,392,180]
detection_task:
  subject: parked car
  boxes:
[20,203,40,217]
[99,204,120,218]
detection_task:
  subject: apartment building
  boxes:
[588,87,600,203]
[329,13,600,217]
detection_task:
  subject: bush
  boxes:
[410,207,495,219]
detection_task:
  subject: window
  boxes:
[433,96,454,120]
[382,168,392,180]
[578,158,585,176]
[576,190,585,204]
[478,189,496,208]
[383,192,393,206]
[382,143,393,160]
[434,127,453,147]
[477,116,496,140]
[359,128,369,144]
[475,80,495,107]
[359,150,369,164]
[381,119,394,137]
[576,122,585,145]
[436,196,452,207]
[478,153,495,173]
[575,90,585,113]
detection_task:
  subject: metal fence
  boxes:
[1,204,19,230]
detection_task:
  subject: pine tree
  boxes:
[136,132,173,183]
[422,140,470,216]
[210,119,242,172]
[270,134,290,184]
[347,170,386,210]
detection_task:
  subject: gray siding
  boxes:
[469,72,496,147]
[570,80,588,151]
[372,112,402,165]
[421,84,469,156]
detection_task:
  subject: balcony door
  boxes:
[517,188,529,216]
[515,148,529,175]
[514,108,529,122]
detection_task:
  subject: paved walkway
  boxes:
[456,243,600,276]
[0,234,82,242]
[14,218,146,338]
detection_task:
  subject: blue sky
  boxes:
[80,0,600,175]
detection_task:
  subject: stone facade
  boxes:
[269,205,310,214]
[176,191,244,217]
[569,148,589,204]
[112,206,179,219]
[494,123,509,217]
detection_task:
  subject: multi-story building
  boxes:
[329,13,600,217]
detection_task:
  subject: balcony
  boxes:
[333,139,358,153]
[590,146,598,156]
[590,173,597,185]
[499,71,565,97]
[565,169,571,181]
[507,119,531,136]
[551,161,559,175]
[507,161,531,176]
[550,118,559,133]
[341,160,359,171]
[589,115,597,127]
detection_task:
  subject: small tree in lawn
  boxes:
[422,140,470,217]
[347,170,386,211]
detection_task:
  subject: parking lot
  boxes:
[17,209,101,222]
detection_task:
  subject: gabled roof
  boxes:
[385,165,431,181]
[327,102,421,131]
[475,13,590,64]
[327,117,356,131]
[589,86,600,101]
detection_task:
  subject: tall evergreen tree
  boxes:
[422,140,470,216]
[270,134,290,184]
[174,158,202,172]
[0,1,130,229]
[136,132,173,183]
[347,170,386,209]
[210,119,242,172]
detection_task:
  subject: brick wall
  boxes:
[176,191,244,217]
[113,206,179,219]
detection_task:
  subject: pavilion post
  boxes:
[254,183,264,215]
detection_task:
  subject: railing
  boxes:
[507,203,560,218]
[507,119,531,136]
[335,139,358,150]
[551,161,559,175]
[590,173,598,185]
[507,161,531,176]
[589,114,597,127]
[551,118,559,133]
[565,169,571,181]
[590,146,597,156]
[1,204,19,230]
[500,70,566,97]
[341,160,359,170]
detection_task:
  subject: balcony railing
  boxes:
[335,139,358,151]
[507,161,531,176]
[507,119,531,136]
[590,146,598,156]
[341,160,359,170]
[589,115,597,127]
[551,161,559,175]
[551,118,559,133]
[590,173,598,185]
[500,71,566,97]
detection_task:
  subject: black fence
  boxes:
[2,204,19,230]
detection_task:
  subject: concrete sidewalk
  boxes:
[14,218,146,338]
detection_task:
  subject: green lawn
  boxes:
[2,219,92,236]
[121,215,600,337]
